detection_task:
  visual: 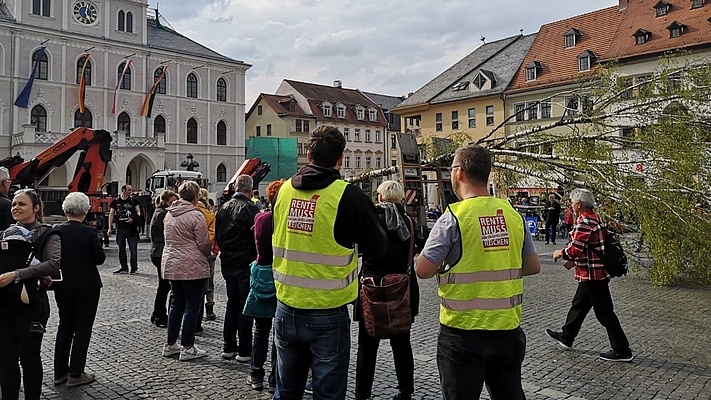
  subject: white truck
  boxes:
[145,170,208,197]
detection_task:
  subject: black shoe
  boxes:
[552,242,557,245]
[129,269,138,275]
[205,305,217,321]
[67,372,95,387]
[545,241,550,245]
[247,373,264,390]
[304,380,313,395]
[393,393,412,400]
[155,316,168,328]
[599,349,633,362]
[545,329,572,349]
[29,322,46,334]
[113,268,128,274]
[195,326,203,335]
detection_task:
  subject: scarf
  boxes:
[378,202,410,241]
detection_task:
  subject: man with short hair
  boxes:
[251,190,263,211]
[0,167,13,230]
[272,126,386,399]
[215,175,259,363]
[545,194,562,245]
[416,144,540,400]
[548,188,633,362]
[108,185,141,274]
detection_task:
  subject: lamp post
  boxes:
[180,153,199,171]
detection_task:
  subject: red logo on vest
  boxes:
[479,209,510,248]
[287,195,320,233]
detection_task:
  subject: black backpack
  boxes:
[596,224,628,278]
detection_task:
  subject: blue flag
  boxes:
[14,47,46,108]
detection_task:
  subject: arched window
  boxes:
[187,117,198,143]
[153,115,166,136]
[154,67,167,94]
[76,56,92,86]
[186,73,198,98]
[31,105,47,132]
[117,10,125,31]
[74,108,92,128]
[217,164,227,182]
[217,120,227,145]
[118,112,131,136]
[216,78,227,102]
[126,12,133,33]
[118,62,131,90]
[33,49,48,80]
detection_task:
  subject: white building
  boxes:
[0,0,250,194]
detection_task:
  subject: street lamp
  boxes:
[180,153,200,171]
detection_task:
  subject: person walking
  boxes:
[416,144,540,400]
[197,188,217,323]
[108,185,142,274]
[0,167,13,230]
[53,193,106,387]
[547,188,633,362]
[160,181,212,361]
[215,175,259,362]
[545,194,561,245]
[0,189,61,400]
[149,190,178,328]
[272,125,387,400]
[355,180,419,400]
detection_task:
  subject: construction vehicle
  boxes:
[221,158,271,203]
[145,170,208,197]
[0,127,114,231]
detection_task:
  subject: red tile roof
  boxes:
[602,0,711,61]
[245,93,313,120]
[507,6,624,93]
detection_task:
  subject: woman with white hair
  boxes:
[355,180,419,400]
[53,192,106,387]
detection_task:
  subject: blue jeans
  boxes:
[274,301,350,400]
[167,279,206,347]
[116,229,138,271]
[251,317,276,388]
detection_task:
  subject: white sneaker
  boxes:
[179,345,207,361]
[162,343,180,357]
[236,355,251,363]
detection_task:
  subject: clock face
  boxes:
[73,1,98,25]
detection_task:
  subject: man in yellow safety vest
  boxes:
[416,144,540,400]
[272,125,386,400]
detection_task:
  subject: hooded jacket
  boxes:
[196,201,216,242]
[161,199,211,281]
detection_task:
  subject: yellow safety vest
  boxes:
[438,197,525,331]
[272,179,358,309]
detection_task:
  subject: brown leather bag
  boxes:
[359,216,415,339]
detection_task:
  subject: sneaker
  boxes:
[113,268,128,274]
[162,343,181,357]
[67,373,95,387]
[545,329,572,350]
[129,269,138,275]
[205,310,217,321]
[53,375,68,386]
[29,322,46,334]
[236,355,251,363]
[304,380,313,395]
[179,345,207,361]
[247,374,264,390]
[599,349,634,362]
[221,351,237,360]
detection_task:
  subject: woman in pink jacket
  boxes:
[160,181,211,361]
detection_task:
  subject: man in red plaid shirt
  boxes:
[546,188,633,362]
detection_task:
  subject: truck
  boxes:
[220,158,271,203]
[145,170,208,197]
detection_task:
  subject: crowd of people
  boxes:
[0,125,635,400]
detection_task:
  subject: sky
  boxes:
[152,0,617,107]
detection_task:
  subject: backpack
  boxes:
[597,224,628,278]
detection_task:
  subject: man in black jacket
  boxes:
[0,167,13,231]
[545,194,562,245]
[215,175,259,362]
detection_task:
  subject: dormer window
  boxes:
[322,102,332,117]
[452,81,469,91]
[368,109,377,121]
[655,1,671,16]
[525,61,543,81]
[577,50,596,72]
[336,104,346,118]
[356,106,365,120]
[564,28,582,48]
[473,73,486,90]
[692,0,705,8]
[667,21,686,38]
[633,29,650,45]
[472,70,495,91]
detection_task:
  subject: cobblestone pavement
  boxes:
[31,241,710,400]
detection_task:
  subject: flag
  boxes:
[141,65,167,118]
[14,47,46,108]
[78,53,92,113]
[112,59,133,114]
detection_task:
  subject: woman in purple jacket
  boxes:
[160,181,211,361]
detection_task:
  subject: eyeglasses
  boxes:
[448,165,460,172]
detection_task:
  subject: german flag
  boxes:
[78,53,92,113]
[141,65,167,118]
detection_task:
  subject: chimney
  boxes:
[619,0,628,11]
[334,80,342,88]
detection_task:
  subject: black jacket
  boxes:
[0,192,12,231]
[150,205,169,258]
[55,221,105,291]
[215,193,259,266]
[545,200,562,224]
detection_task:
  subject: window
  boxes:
[217,121,227,145]
[435,112,442,131]
[564,33,576,48]
[540,99,552,119]
[323,104,332,117]
[154,67,167,94]
[391,159,397,167]
[391,134,397,149]
[486,106,494,126]
[297,143,305,156]
[565,96,579,116]
[634,29,650,45]
[621,128,634,148]
[668,72,682,91]
[375,130,381,143]
[186,73,198,98]
[369,109,377,121]
[525,61,543,81]
[365,129,371,142]
[257,105,262,115]
[217,164,227,182]
[376,158,381,168]
[655,1,670,16]
[638,75,653,96]
[452,81,469,91]
[31,105,47,132]
[486,105,494,115]
[303,120,310,133]
[514,103,525,122]
[295,119,302,133]
[345,156,350,168]
[33,49,48,80]
[153,115,166,136]
[467,108,476,128]
[343,127,349,140]
[667,22,686,38]
[356,157,361,169]
[187,118,198,143]
[526,102,538,120]
[118,10,124,31]
[32,0,51,16]
[337,106,346,118]
[451,110,459,130]
[256,126,261,136]
[117,112,131,135]
[118,62,131,90]
[692,0,704,8]
[578,56,590,72]
[473,73,487,90]
[366,157,371,167]
[355,129,361,141]
[620,77,633,99]
[216,78,227,102]
[126,12,133,33]
[74,109,92,128]
[356,108,365,120]
[76,56,91,85]
[266,124,272,136]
